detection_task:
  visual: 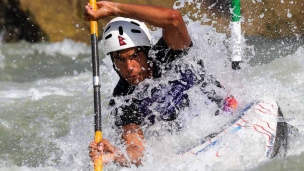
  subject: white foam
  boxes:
[1,12,304,171]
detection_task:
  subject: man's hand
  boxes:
[88,124,145,167]
[83,1,116,21]
[89,139,130,166]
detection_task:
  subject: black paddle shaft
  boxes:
[91,34,102,132]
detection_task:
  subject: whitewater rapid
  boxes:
[0,15,304,171]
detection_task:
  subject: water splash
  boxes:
[1,5,304,171]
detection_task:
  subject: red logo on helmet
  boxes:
[118,36,126,46]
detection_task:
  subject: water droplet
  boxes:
[287,9,292,18]
[73,70,78,76]
[259,13,264,18]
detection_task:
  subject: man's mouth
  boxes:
[126,74,140,85]
[130,74,139,79]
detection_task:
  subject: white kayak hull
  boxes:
[182,98,291,159]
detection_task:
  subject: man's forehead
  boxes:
[113,47,141,57]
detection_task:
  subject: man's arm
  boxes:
[84,1,191,50]
[122,123,145,166]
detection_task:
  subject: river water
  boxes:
[1,4,304,171]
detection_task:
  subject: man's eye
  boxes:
[115,57,124,62]
[131,53,139,58]
[131,51,143,59]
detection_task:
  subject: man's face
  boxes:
[112,47,151,86]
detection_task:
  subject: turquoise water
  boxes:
[1,10,304,171]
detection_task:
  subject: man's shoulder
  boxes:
[152,37,168,51]
[152,37,193,62]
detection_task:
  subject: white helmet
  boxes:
[102,17,152,55]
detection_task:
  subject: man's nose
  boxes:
[126,59,134,71]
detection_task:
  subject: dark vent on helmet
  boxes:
[105,34,112,40]
[130,21,140,26]
[131,29,141,33]
[104,26,111,33]
[118,26,123,35]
